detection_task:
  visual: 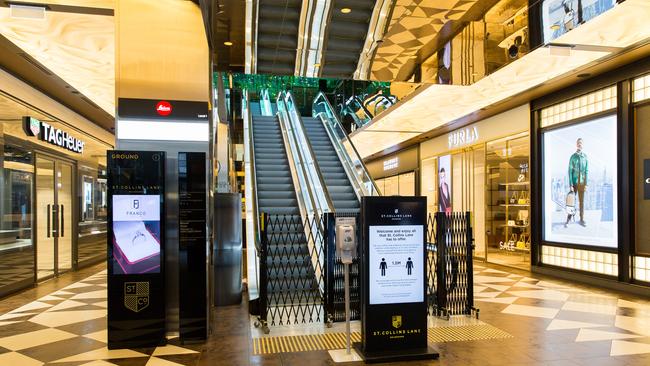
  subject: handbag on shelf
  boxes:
[507,220,516,227]
[516,233,528,249]
[509,191,518,204]
[518,190,529,205]
[517,210,529,226]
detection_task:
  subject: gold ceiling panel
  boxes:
[8,1,114,9]
[371,0,480,81]
[354,0,650,159]
[0,8,115,116]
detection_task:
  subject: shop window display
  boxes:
[486,135,531,269]
[542,115,618,248]
[77,165,108,266]
[0,145,35,294]
[375,171,416,196]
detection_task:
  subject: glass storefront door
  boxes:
[36,155,73,280]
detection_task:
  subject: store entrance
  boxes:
[35,155,74,280]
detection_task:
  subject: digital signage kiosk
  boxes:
[355,196,438,363]
[107,150,166,349]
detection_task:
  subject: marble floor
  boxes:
[0,262,649,365]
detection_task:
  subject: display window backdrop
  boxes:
[541,0,617,44]
[542,114,618,248]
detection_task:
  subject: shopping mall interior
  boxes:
[0,0,650,365]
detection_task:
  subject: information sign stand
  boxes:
[107,150,166,349]
[354,196,438,363]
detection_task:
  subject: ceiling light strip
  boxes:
[245,0,257,74]
[295,0,331,77]
[354,0,394,80]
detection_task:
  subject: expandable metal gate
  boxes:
[256,211,478,330]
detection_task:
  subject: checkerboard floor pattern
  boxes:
[0,270,200,366]
[473,264,650,357]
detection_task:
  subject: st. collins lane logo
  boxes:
[381,208,412,221]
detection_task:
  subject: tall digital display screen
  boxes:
[107,150,165,349]
[438,155,452,213]
[543,115,618,248]
[112,194,161,274]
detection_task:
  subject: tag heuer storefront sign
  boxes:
[22,116,85,153]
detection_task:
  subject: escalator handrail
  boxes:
[312,92,381,197]
[284,91,335,215]
[243,90,262,254]
[275,91,318,221]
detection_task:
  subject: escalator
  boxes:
[246,92,324,329]
[301,117,359,212]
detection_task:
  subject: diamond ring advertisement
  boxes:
[112,195,161,274]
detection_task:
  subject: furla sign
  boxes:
[448,126,479,149]
[23,116,85,153]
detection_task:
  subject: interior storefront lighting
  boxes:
[341,8,351,14]
[224,41,233,46]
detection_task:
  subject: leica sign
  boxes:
[156,101,172,116]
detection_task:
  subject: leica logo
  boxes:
[156,101,172,116]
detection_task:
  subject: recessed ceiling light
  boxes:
[550,24,560,30]
[341,8,352,14]
[409,55,417,59]
[224,41,233,46]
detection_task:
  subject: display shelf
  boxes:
[499,224,529,228]
[499,204,530,207]
[499,181,530,186]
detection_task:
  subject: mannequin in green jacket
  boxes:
[565,138,588,227]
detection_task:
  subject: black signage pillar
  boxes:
[355,196,438,363]
[107,150,166,349]
[178,152,207,342]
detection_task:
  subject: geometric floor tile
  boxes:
[511,281,543,289]
[615,315,650,337]
[79,361,119,366]
[476,297,518,305]
[483,284,512,292]
[10,301,53,313]
[62,283,95,291]
[617,299,650,310]
[151,345,199,356]
[561,301,618,315]
[145,357,186,366]
[46,300,89,312]
[507,289,570,302]
[0,352,44,366]
[0,328,77,351]
[575,328,642,342]
[70,290,107,300]
[83,330,107,343]
[502,304,559,319]
[0,312,35,321]
[38,295,64,302]
[547,319,608,331]
[475,291,502,298]
[610,340,650,356]
[51,347,149,363]
[475,275,516,283]
[28,310,106,328]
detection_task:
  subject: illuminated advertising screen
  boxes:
[543,115,618,248]
[438,155,452,213]
[112,194,161,274]
[542,0,616,44]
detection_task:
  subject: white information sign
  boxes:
[368,225,424,305]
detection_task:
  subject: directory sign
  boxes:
[107,150,166,349]
[357,196,436,362]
